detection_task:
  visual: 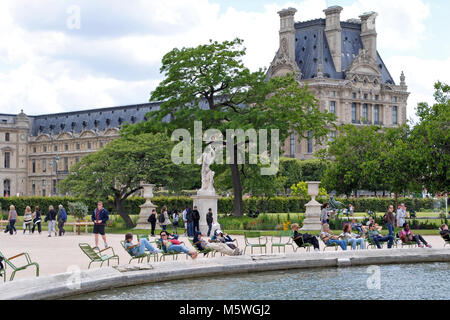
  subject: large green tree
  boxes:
[124,38,335,216]
[58,133,196,227]
[410,82,449,194]
[318,125,386,197]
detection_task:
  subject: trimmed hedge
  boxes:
[0,195,446,217]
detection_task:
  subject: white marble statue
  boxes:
[197,145,216,195]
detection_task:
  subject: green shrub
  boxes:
[68,201,89,221]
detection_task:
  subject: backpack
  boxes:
[382,213,388,223]
[158,213,165,223]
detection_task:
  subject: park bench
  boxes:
[78,243,120,269]
[243,231,267,254]
[65,221,94,234]
[120,240,158,264]
[0,250,39,282]
[270,230,294,253]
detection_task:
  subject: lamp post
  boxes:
[49,155,60,196]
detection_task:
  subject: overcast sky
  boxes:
[0,0,448,122]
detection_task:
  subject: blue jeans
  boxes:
[207,223,212,237]
[348,238,365,250]
[187,222,194,237]
[326,239,347,250]
[136,239,159,255]
[386,223,394,236]
[161,224,167,232]
[372,235,394,249]
[167,244,190,254]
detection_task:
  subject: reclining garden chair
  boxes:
[291,233,314,252]
[319,236,340,251]
[243,231,267,254]
[79,243,120,269]
[0,250,39,282]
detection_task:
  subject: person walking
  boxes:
[45,205,57,237]
[186,206,194,237]
[23,206,33,234]
[320,203,329,225]
[206,208,214,237]
[384,205,395,237]
[92,201,109,249]
[7,205,17,235]
[172,210,180,235]
[57,204,67,236]
[158,206,171,232]
[192,206,200,233]
[147,208,157,237]
[31,206,42,234]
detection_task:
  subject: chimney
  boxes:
[324,6,343,72]
[277,7,297,63]
[359,11,378,62]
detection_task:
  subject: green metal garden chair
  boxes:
[0,250,39,282]
[243,231,267,254]
[120,240,158,264]
[270,230,294,253]
[78,243,120,269]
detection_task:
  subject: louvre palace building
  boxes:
[0,6,408,197]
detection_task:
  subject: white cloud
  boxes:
[0,0,444,123]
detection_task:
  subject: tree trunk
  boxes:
[394,192,398,211]
[230,161,243,217]
[114,196,134,228]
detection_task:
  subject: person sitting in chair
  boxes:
[341,223,365,250]
[193,232,241,256]
[400,223,431,248]
[158,231,198,259]
[440,224,450,242]
[291,223,320,251]
[211,230,238,250]
[367,223,393,249]
[320,224,347,250]
[124,233,161,256]
[351,219,364,234]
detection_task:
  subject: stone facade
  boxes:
[268,6,409,159]
[0,103,156,197]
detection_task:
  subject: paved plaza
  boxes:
[0,230,447,282]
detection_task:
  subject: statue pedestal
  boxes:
[300,199,322,231]
[300,181,322,231]
[134,184,157,230]
[191,193,221,235]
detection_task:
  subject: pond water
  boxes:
[71,262,449,300]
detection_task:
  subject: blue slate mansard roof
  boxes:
[294,19,395,84]
[30,102,161,136]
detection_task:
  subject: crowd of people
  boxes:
[3,200,448,262]
[4,204,67,237]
